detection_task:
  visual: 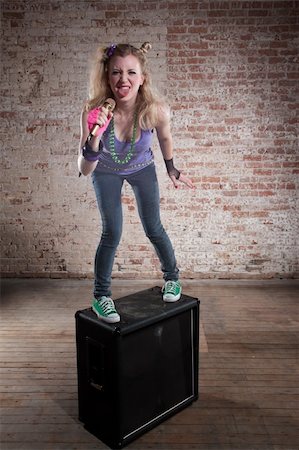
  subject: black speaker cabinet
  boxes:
[75,286,199,449]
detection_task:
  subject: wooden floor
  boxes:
[0,278,298,450]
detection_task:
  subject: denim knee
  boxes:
[144,222,165,242]
[100,225,122,248]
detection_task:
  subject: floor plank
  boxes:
[0,278,298,450]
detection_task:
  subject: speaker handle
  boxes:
[90,381,104,391]
[86,337,106,393]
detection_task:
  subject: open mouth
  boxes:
[117,86,130,97]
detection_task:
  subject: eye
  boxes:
[111,70,120,75]
[128,70,137,75]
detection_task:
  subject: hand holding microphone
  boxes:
[87,98,116,137]
[79,99,116,177]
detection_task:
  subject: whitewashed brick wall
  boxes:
[1,0,298,279]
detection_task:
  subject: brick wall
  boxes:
[1,0,298,279]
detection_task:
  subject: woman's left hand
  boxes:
[169,172,195,189]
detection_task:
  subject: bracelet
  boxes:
[82,141,102,162]
[164,158,181,180]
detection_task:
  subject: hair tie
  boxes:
[105,43,117,58]
[139,42,152,55]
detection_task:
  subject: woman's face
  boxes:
[108,54,145,104]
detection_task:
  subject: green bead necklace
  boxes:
[109,113,138,164]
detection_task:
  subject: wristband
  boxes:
[82,141,102,161]
[164,158,181,180]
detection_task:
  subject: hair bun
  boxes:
[139,42,152,55]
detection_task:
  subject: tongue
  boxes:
[118,87,130,97]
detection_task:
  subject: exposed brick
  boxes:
[1,0,298,280]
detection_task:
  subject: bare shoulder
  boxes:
[79,102,90,146]
[81,108,88,122]
[80,101,91,132]
[156,102,171,127]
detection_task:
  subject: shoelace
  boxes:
[165,281,178,294]
[100,298,116,314]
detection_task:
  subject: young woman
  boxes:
[78,42,194,323]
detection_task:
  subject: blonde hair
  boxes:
[86,42,167,130]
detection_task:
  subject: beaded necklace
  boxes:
[109,113,138,164]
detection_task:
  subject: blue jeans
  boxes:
[92,164,179,298]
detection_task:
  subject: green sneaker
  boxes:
[162,280,182,302]
[92,296,120,323]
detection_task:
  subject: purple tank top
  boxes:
[95,121,154,175]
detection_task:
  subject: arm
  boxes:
[155,105,174,160]
[77,106,112,176]
[77,109,99,176]
[156,106,195,189]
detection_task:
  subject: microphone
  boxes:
[79,98,116,177]
[89,98,116,137]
